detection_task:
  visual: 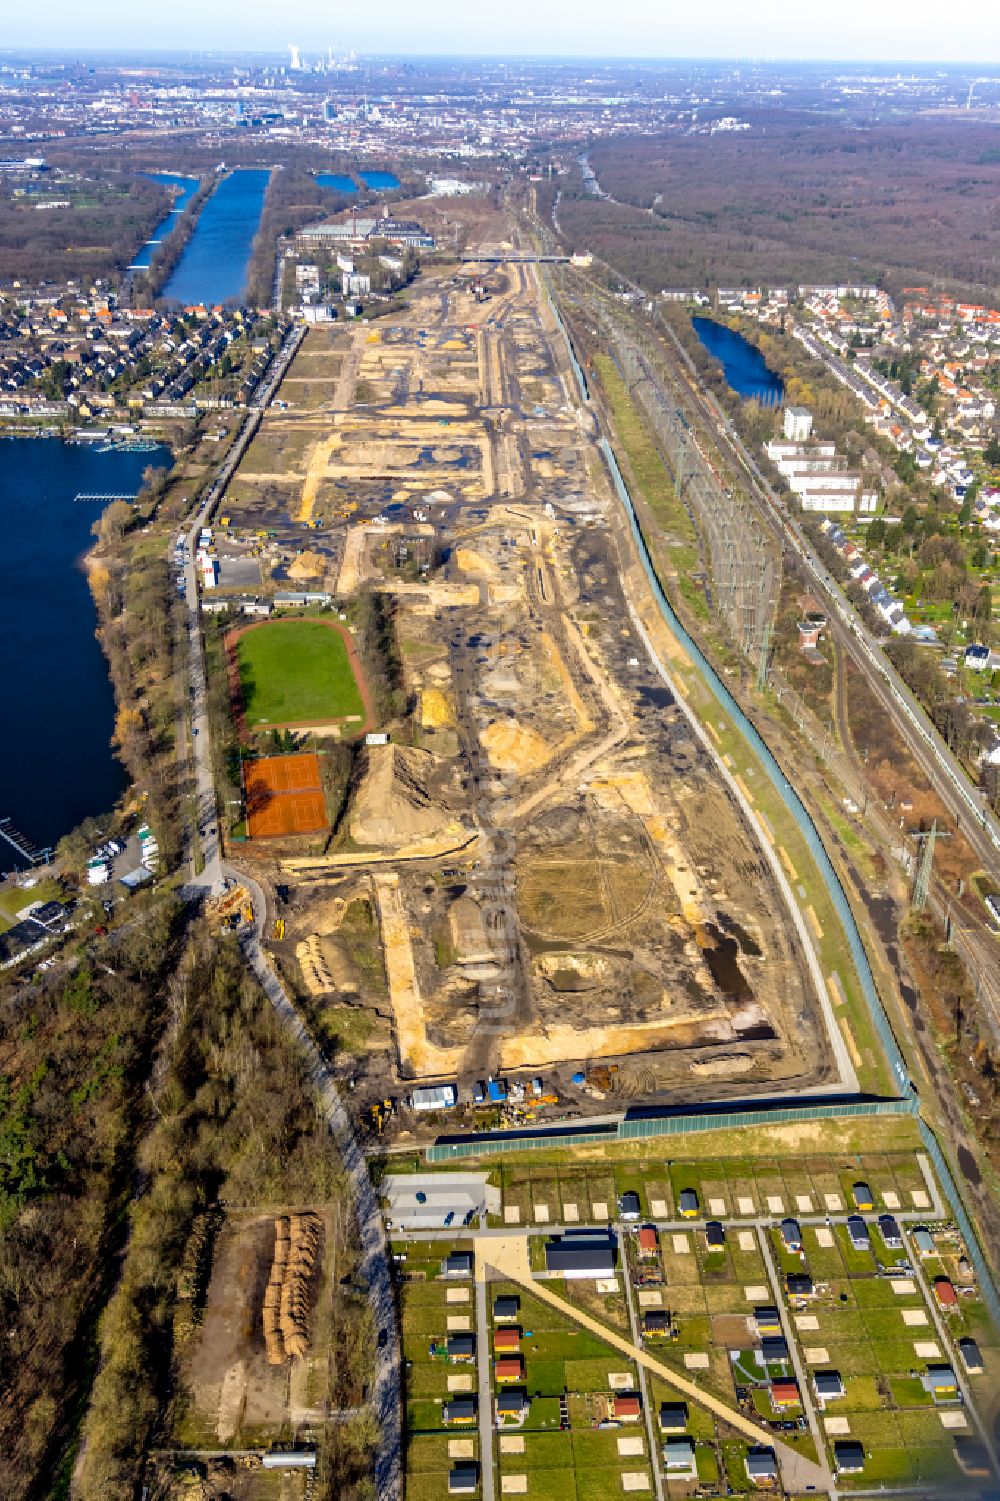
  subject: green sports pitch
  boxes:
[235,620,365,727]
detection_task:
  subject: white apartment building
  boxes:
[783,405,814,441]
[766,419,878,515]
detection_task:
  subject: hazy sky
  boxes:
[5,0,1000,63]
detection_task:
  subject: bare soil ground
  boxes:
[176,1208,338,1447]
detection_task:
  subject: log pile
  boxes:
[263,1212,323,1365]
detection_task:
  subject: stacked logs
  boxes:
[263,1212,322,1365]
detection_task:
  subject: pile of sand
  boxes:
[349,745,451,847]
[481,718,551,775]
[288,549,328,581]
[455,547,498,578]
[420,687,456,728]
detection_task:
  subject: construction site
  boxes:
[214,207,843,1116]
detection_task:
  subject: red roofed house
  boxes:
[494,1328,521,1352]
[934,1277,958,1308]
[612,1393,642,1422]
[638,1226,659,1258]
[495,1356,524,1385]
[770,1380,800,1409]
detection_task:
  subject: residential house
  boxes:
[877,1214,902,1248]
[933,1277,958,1309]
[923,1364,960,1402]
[847,1216,871,1252]
[449,1463,479,1494]
[770,1380,800,1409]
[785,1273,814,1300]
[834,1440,865,1474]
[779,1218,803,1252]
[705,1221,726,1249]
[637,1226,659,1259]
[745,1446,778,1486]
[813,1370,845,1404]
[958,1338,983,1374]
[443,1397,477,1426]
[659,1402,688,1433]
[754,1306,782,1337]
[761,1337,789,1364]
[611,1393,642,1423]
[852,1182,874,1211]
[663,1438,697,1476]
[642,1311,671,1340]
[495,1389,528,1427]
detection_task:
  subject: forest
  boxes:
[557,117,1000,301]
[0,172,168,285]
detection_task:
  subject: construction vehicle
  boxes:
[368,1097,395,1134]
[273,917,286,940]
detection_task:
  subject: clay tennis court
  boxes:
[244,752,327,839]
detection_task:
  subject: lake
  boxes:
[692,316,784,403]
[161,168,270,306]
[358,170,401,191]
[316,172,359,195]
[0,438,171,858]
[129,172,200,270]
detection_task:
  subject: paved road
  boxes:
[756,1226,835,1496]
[174,321,402,1499]
[238,875,401,1501]
[619,1245,667,1501]
[475,1272,495,1501]
[901,1225,1000,1478]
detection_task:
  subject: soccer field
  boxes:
[235,619,365,727]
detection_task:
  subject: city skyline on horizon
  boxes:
[3,1,1000,66]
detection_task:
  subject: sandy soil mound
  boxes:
[481,718,551,775]
[420,687,455,727]
[288,549,328,580]
[456,547,498,578]
[350,745,451,846]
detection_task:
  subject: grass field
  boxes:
[235,619,364,727]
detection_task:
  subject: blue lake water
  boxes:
[130,172,200,270]
[161,168,270,306]
[358,170,401,191]
[316,172,359,195]
[692,316,784,403]
[0,438,171,855]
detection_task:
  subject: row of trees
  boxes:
[87,467,183,871]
